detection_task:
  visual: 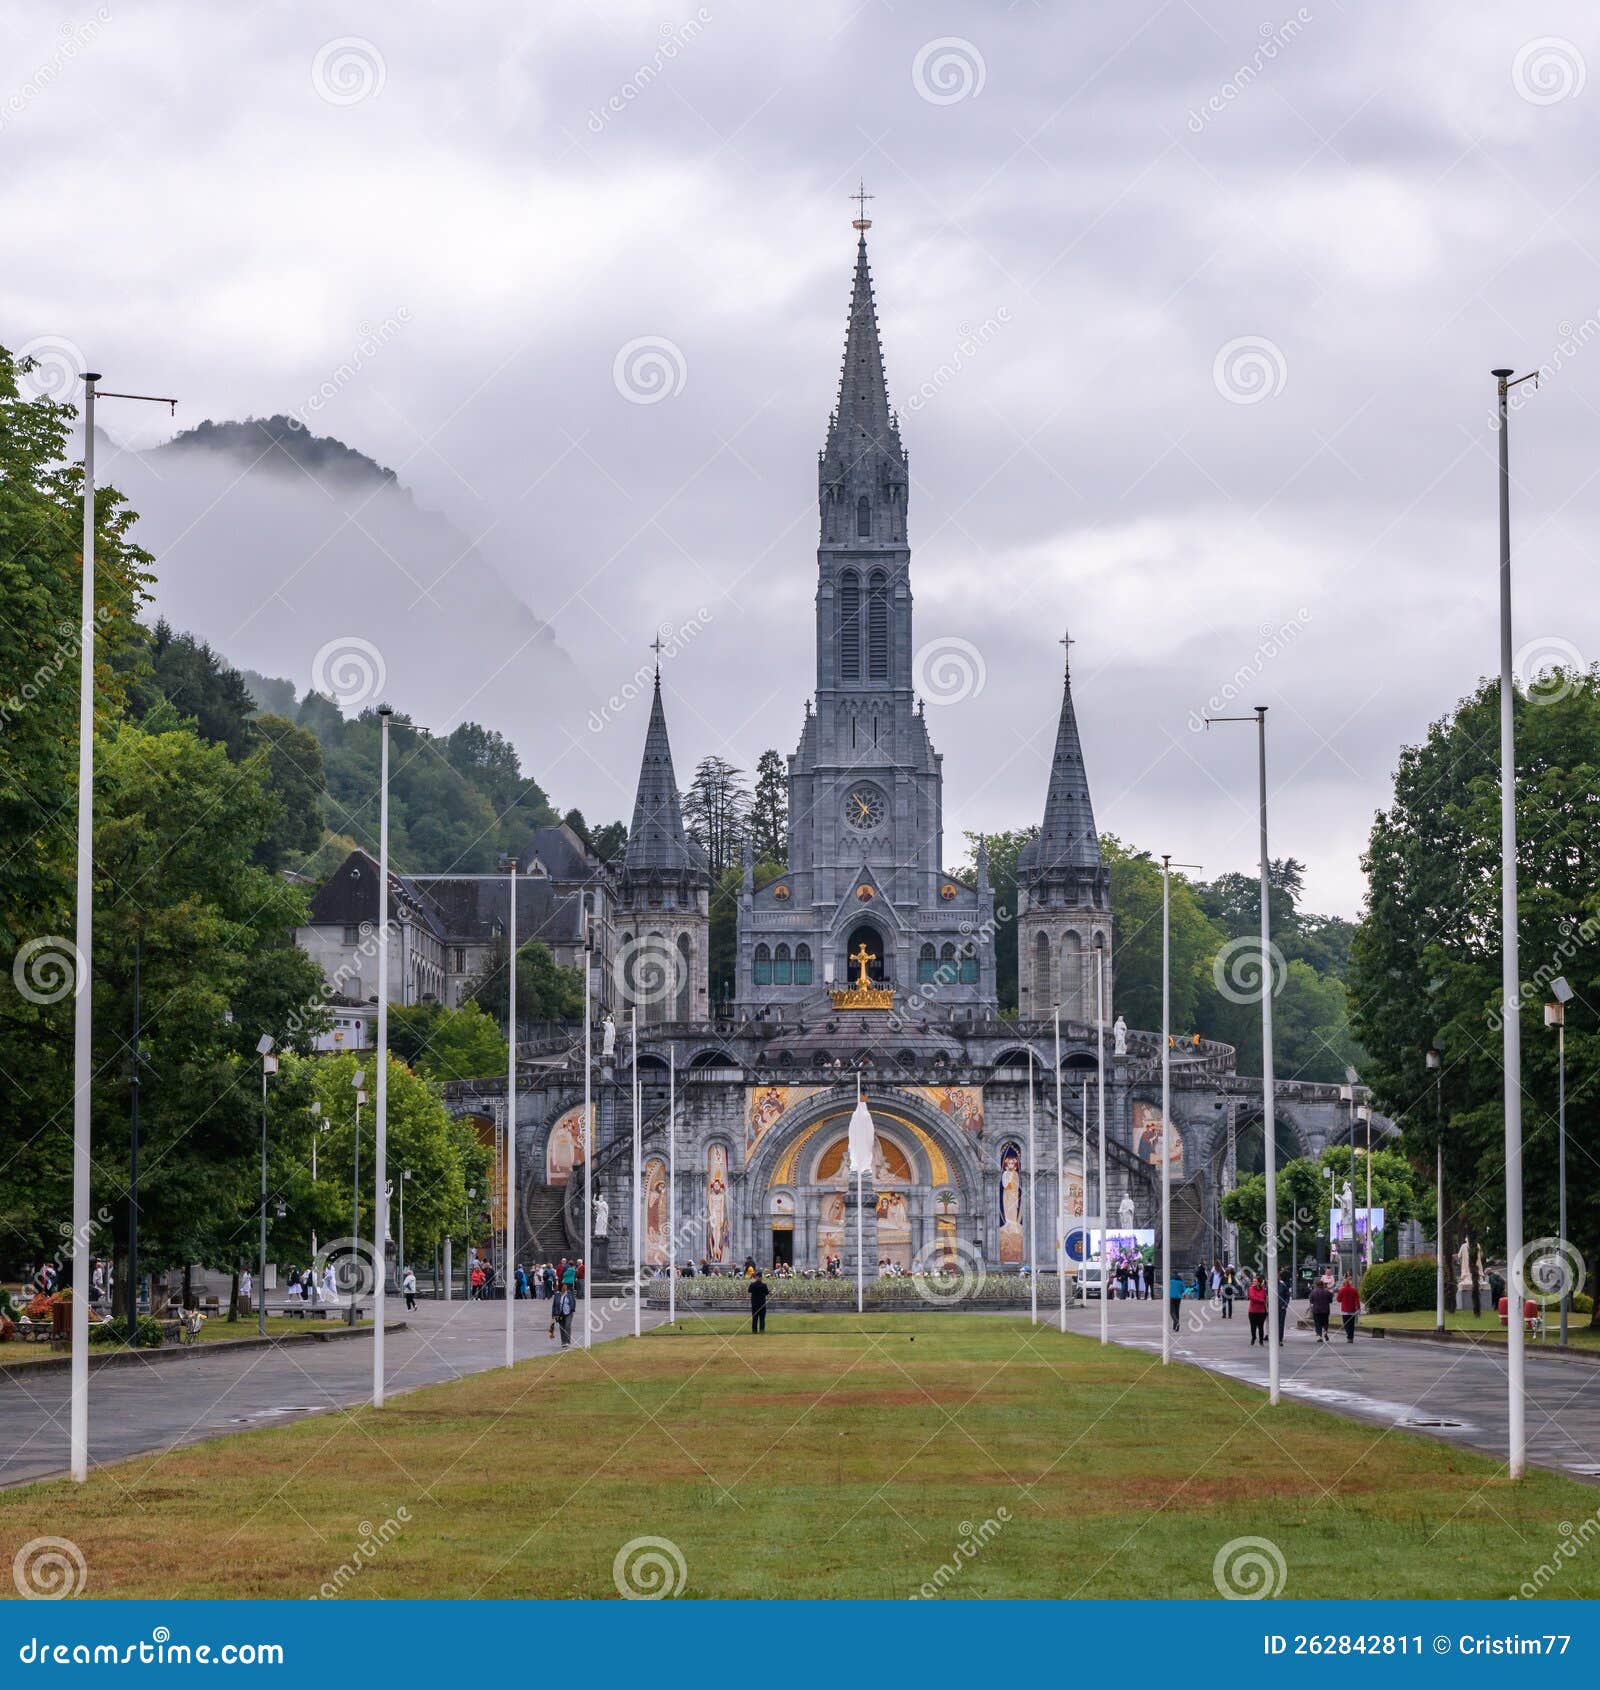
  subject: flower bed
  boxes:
[646,1273,1070,1309]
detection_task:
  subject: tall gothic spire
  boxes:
[623,671,697,874]
[823,227,904,473]
[1031,634,1102,875]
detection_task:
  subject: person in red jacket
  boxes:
[1336,1276,1361,1342]
[1246,1275,1269,1346]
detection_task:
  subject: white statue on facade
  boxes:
[1339,1180,1355,1238]
[593,1193,609,1239]
[1113,1015,1128,1056]
[601,1015,616,1059]
[1117,1193,1135,1230]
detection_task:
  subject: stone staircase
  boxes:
[520,1181,573,1260]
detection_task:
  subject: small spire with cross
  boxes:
[650,630,666,683]
[1059,627,1075,685]
[851,179,874,233]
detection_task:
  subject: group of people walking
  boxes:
[1163,1258,1364,1346]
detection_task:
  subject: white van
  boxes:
[1077,1263,1107,1299]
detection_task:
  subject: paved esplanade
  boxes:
[0,1294,668,1490]
[1059,1296,1600,1483]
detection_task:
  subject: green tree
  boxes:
[961,827,1036,1013]
[253,713,327,869]
[1349,670,1600,1322]
[748,749,788,862]
[116,619,259,760]
[590,820,628,864]
[1099,836,1220,1034]
[389,1001,508,1083]
[467,938,584,1025]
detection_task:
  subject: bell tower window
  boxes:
[867,570,888,681]
[839,569,861,681]
[856,495,871,539]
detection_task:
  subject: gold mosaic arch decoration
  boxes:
[768,1106,951,1189]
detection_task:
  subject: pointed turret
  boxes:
[623,671,701,876]
[1016,632,1112,1021]
[1030,640,1102,876]
[823,232,903,472]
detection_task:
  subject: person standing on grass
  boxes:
[1308,1276,1332,1343]
[1167,1269,1186,1333]
[749,1268,770,1335]
[402,1266,417,1313]
[1337,1275,1361,1342]
[552,1279,576,1347]
[1246,1275,1268,1346]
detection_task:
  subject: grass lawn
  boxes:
[0,1316,373,1368]
[1370,1310,1600,1352]
[2,1314,1596,1600]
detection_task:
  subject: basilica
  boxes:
[298,213,1385,1280]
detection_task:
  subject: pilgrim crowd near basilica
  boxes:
[295,215,1392,1287]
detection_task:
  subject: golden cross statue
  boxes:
[852,180,874,227]
[849,940,877,989]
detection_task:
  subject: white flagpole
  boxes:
[1027,1049,1038,1325]
[582,958,592,1349]
[632,1007,640,1339]
[1080,1077,1089,1308]
[69,373,99,1482]
[1054,1008,1066,1333]
[1097,950,1108,1347]
[373,707,391,1406]
[504,855,517,1369]
[1161,857,1172,1365]
[668,1046,677,1325]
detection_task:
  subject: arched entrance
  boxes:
[746,1088,981,1272]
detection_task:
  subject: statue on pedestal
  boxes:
[593,1193,609,1240]
[601,1015,616,1060]
[1113,1015,1128,1057]
[1118,1193,1136,1230]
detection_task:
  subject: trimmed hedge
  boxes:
[88,1315,165,1349]
[1360,1255,1436,1313]
[647,1273,1061,1309]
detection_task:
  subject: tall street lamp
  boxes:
[1545,977,1573,1346]
[373,704,393,1406]
[1494,364,1539,1477]
[1053,1008,1066,1335]
[349,1067,366,1325]
[70,371,176,1485]
[1426,1048,1443,1332]
[397,1168,411,1292]
[256,1035,277,1337]
[1205,706,1281,1405]
[505,854,518,1369]
[1095,946,1107,1348]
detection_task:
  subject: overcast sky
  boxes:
[7,1,1598,915]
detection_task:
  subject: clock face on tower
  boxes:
[843,784,888,832]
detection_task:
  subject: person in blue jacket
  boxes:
[1168,1271,1187,1333]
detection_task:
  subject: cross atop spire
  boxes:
[1059,627,1074,683]
[650,630,666,683]
[852,179,874,231]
